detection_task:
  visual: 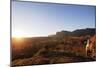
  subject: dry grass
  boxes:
[11,36,95,66]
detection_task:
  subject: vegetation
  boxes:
[11,28,96,66]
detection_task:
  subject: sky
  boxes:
[12,1,96,37]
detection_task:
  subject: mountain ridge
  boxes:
[50,28,96,37]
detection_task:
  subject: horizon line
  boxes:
[12,27,96,38]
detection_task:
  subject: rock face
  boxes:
[86,35,96,60]
[56,28,95,37]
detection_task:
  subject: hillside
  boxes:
[12,28,96,66]
[55,28,95,37]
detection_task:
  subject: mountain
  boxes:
[55,28,95,37]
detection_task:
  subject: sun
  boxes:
[12,29,25,38]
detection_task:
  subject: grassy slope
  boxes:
[12,36,95,66]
